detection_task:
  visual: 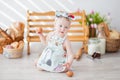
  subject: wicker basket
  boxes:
[0,39,13,54]
[106,39,120,52]
[3,47,24,59]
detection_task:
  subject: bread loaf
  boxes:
[6,22,25,41]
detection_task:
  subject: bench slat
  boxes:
[27,19,82,22]
[27,36,85,42]
[28,11,83,16]
[29,29,84,33]
[29,24,82,28]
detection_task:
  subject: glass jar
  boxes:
[88,38,100,55]
[97,27,106,38]
[97,27,106,55]
[99,39,106,55]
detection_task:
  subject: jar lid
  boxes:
[89,38,100,44]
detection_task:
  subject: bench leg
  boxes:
[83,41,88,53]
[27,42,30,55]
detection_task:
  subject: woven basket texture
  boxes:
[106,39,120,52]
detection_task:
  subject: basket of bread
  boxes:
[98,23,120,53]
[0,28,13,53]
[106,30,120,52]
[0,22,24,54]
[3,41,24,59]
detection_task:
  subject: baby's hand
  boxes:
[36,27,43,34]
[63,62,70,70]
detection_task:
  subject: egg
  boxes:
[66,71,74,77]
[36,27,42,33]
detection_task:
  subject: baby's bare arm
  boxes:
[64,38,74,66]
[36,28,46,44]
[38,33,46,45]
[38,31,53,45]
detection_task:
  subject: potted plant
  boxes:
[86,11,106,37]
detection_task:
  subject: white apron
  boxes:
[37,34,67,72]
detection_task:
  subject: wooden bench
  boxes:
[27,10,89,60]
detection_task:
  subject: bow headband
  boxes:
[55,11,75,20]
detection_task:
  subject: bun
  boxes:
[109,30,119,39]
[11,41,19,49]
[18,40,24,49]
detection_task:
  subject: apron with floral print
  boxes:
[37,34,67,72]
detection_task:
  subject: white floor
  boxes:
[0,42,120,80]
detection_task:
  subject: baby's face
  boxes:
[54,17,71,36]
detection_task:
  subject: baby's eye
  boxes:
[65,26,68,29]
[60,25,62,27]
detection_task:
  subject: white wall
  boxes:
[0,0,120,31]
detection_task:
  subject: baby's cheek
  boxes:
[64,30,68,34]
